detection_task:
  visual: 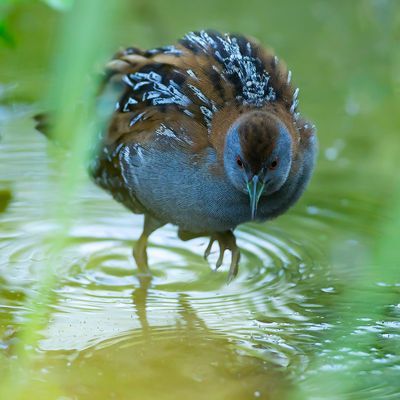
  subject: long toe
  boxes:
[204,231,241,281]
[215,246,226,270]
[227,248,240,283]
[204,237,215,259]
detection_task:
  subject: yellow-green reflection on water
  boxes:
[0,1,399,399]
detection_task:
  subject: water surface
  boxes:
[1,1,399,399]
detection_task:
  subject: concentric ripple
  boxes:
[1,108,399,398]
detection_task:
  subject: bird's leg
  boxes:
[133,214,165,276]
[204,230,241,283]
[177,229,208,241]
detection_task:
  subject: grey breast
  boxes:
[119,141,251,232]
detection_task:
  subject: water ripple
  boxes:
[1,110,398,398]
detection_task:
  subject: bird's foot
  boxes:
[204,231,240,283]
[133,214,165,278]
[133,235,152,277]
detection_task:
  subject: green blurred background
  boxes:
[0,1,399,399]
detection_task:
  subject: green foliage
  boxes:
[0,20,14,46]
[0,1,124,398]
[0,0,72,47]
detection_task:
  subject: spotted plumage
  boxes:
[86,30,317,281]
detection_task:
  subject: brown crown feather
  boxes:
[237,111,281,173]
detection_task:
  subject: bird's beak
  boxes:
[247,175,265,220]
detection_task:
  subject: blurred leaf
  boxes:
[0,21,15,47]
[41,0,74,12]
[0,1,125,398]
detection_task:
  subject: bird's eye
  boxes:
[236,156,244,168]
[269,159,279,170]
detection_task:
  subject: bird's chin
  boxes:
[264,179,286,196]
[264,187,275,196]
[233,181,249,195]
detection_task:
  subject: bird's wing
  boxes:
[92,31,314,207]
[99,43,217,151]
[98,30,306,157]
[177,30,302,154]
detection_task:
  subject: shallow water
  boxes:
[1,104,398,399]
[1,1,400,399]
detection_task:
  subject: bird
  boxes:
[67,30,317,281]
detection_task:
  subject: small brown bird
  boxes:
[87,30,316,281]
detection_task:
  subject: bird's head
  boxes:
[224,110,293,219]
